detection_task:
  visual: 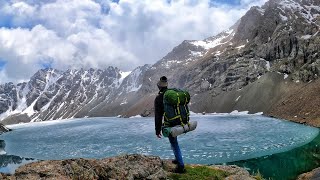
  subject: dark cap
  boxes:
[157,76,168,88]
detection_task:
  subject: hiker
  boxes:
[154,76,186,173]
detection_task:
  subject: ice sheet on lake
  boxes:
[2,115,319,166]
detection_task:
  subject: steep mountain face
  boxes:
[0,0,319,124]
[183,0,319,94]
[0,66,150,123]
[33,67,123,121]
[131,0,320,118]
[139,23,239,94]
[250,0,320,81]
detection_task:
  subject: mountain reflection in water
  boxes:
[0,140,36,174]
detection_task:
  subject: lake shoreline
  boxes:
[265,113,320,128]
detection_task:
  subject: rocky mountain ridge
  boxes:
[125,0,320,121]
[0,0,319,125]
[0,65,150,123]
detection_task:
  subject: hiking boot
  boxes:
[172,159,178,164]
[174,165,186,174]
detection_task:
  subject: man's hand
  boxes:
[156,133,162,139]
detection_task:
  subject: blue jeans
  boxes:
[168,135,184,168]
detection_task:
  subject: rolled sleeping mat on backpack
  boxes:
[171,121,197,137]
[162,121,197,138]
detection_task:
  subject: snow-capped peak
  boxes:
[119,71,132,85]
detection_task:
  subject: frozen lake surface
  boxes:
[1,114,318,167]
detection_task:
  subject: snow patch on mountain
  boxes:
[301,35,312,39]
[44,69,62,91]
[24,100,37,118]
[190,50,204,57]
[255,6,265,15]
[190,29,235,50]
[119,71,131,85]
[15,84,29,111]
[121,67,144,93]
[265,61,271,71]
[279,0,319,24]
[120,98,128,105]
[236,45,245,50]
[162,60,183,68]
[279,0,304,11]
[0,84,28,120]
[279,13,288,21]
[235,96,241,102]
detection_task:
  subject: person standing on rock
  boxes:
[154,76,186,173]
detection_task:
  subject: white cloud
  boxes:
[1,1,37,27]
[0,0,268,84]
[240,0,268,6]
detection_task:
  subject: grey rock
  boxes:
[212,165,256,180]
[297,167,320,180]
[0,154,255,180]
[1,114,31,125]
[0,123,10,134]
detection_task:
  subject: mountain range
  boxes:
[0,0,319,126]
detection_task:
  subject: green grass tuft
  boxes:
[253,170,266,180]
[169,165,230,180]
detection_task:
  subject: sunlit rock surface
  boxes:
[0,154,254,180]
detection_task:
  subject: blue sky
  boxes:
[0,59,6,70]
[0,0,268,83]
[213,0,241,5]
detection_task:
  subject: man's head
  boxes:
[157,76,168,90]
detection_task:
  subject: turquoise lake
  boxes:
[0,114,318,179]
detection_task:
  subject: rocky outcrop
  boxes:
[0,83,18,114]
[0,123,10,134]
[213,165,256,180]
[0,154,255,180]
[1,114,31,125]
[0,154,166,180]
[297,167,320,180]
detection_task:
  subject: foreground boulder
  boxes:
[297,167,320,180]
[0,154,255,180]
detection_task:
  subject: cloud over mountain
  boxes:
[0,0,267,83]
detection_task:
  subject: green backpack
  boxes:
[163,88,190,127]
